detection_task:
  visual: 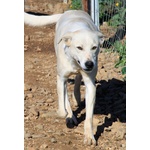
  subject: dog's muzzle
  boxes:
[84,61,94,71]
[77,60,94,72]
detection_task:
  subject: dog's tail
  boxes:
[24,12,62,26]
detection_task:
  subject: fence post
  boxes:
[91,0,99,29]
[82,0,89,13]
[82,0,99,29]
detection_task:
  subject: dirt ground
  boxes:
[24,0,126,149]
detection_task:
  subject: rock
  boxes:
[36,100,45,103]
[35,124,44,130]
[51,137,57,143]
[29,108,39,116]
[36,46,42,52]
[24,94,28,100]
[24,84,31,91]
[32,134,46,138]
[27,93,33,98]
[104,126,112,132]
[40,111,56,118]
[31,87,37,92]
[24,44,28,51]
[25,35,30,41]
[24,133,32,139]
[40,143,48,149]
[46,98,54,103]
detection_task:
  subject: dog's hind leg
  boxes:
[57,75,68,118]
[72,74,82,107]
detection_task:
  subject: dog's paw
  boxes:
[84,135,96,146]
[57,109,67,118]
[66,115,78,128]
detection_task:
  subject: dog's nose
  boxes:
[85,61,94,70]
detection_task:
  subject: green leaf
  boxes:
[121,67,126,75]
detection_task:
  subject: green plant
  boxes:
[70,0,82,10]
[108,6,126,27]
[99,0,126,27]
[113,40,126,75]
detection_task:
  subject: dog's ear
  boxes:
[62,36,72,46]
[97,32,105,45]
[58,33,73,46]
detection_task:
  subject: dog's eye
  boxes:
[91,46,97,50]
[77,46,83,50]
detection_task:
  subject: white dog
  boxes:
[24,10,104,145]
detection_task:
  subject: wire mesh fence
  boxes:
[70,0,126,49]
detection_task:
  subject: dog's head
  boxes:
[59,30,104,72]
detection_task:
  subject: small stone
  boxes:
[31,87,37,92]
[35,124,43,130]
[46,98,54,103]
[24,133,32,138]
[41,111,56,118]
[51,137,57,143]
[67,140,72,145]
[25,35,30,41]
[32,134,46,138]
[24,84,31,91]
[36,100,45,103]
[40,143,48,149]
[24,95,28,100]
[104,127,112,132]
[24,45,28,51]
[120,144,125,148]
[27,93,33,98]
[36,46,42,52]
[29,108,39,116]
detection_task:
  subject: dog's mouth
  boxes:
[83,68,93,72]
[76,60,93,72]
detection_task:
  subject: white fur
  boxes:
[24,12,62,26]
[24,10,104,146]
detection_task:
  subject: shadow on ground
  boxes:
[68,78,126,141]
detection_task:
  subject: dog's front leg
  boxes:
[65,85,78,126]
[82,75,96,145]
[57,75,68,118]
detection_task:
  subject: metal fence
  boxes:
[70,0,126,50]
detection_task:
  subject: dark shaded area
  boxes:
[67,78,126,142]
[94,115,115,142]
[94,78,126,142]
[102,25,126,48]
[25,11,50,16]
[95,78,126,122]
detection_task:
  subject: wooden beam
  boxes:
[82,0,89,13]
